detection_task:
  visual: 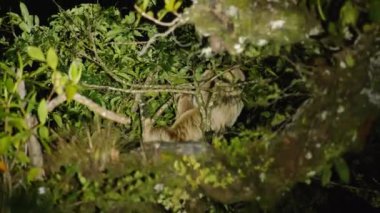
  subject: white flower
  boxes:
[269,20,285,30]
[154,183,164,192]
[257,39,268,46]
[38,187,46,195]
[201,47,213,58]
[234,43,244,54]
[226,6,238,17]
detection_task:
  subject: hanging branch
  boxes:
[134,5,180,27]
[82,83,196,95]
[47,93,131,125]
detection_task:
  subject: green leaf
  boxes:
[34,15,39,26]
[334,158,350,184]
[174,1,182,10]
[157,10,168,20]
[340,1,358,26]
[28,65,47,78]
[0,136,12,154]
[321,165,332,186]
[27,46,45,61]
[27,167,43,182]
[18,22,31,33]
[77,173,87,185]
[52,71,67,94]
[38,126,49,140]
[5,78,15,92]
[52,113,63,128]
[26,93,36,114]
[271,113,286,126]
[165,0,175,12]
[125,12,135,24]
[16,152,30,164]
[146,11,154,18]
[38,99,48,125]
[0,62,16,77]
[345,53,355,67]
[19,2,30,23]
[7,117,28,130]
[46,48,58,70]
[65,84,77,101]
[68,60,82,84]
[142,0,150,10]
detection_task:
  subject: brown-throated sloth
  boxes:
[195,68,245,132]
[142,68,245,143]
[142,94,203,142]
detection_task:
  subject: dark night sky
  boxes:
[0,0,134,25]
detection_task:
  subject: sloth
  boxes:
[195,68,245,132]
[142,68,245,143]
[142,94,203,143]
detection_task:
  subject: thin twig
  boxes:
[82,80,193,90]
[132,75,154,112]
[138,24,179,56]
[82,83,196,94]
[153,98,174,121]
[138,99,148,162]
[171,33,192,47]
[78,51,126,85]
[47,94,67,112]
[134,5,180,27]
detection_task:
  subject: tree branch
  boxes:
[72,93,131,125]
[82,83,196,95]
[134,5,180,27]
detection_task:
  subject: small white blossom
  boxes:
[257,39,268,46]
[305,152,312,160]
[337,106,345,114]
[269,20,285,30]
[306,170,316,177]
[343,27,353,40]
[200,47,213,58]
[38,187,46,195]
[226,6,238,17]
[340,61,347,69]
[238,36,247,44]
[259,173,266,182]
[234,43,244,54]
[320,111,328,120]
[308,26,322,36]
[154,183,164,192]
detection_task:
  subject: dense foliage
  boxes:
[0,0,379,212]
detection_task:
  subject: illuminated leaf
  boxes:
[321,165,332,186]
[65,84,77,101]
[52,113,63,128]
[68,60,82,84]
[16,152,30,164]
[27,46,45,61]
[46,48,58,70]
[340,1,358,26]
[38,126,49,140]
[19,2,29,23]
[27,167,43,182]
[0,136,12,155]
[38,99,48,125]
[334,158,350,184]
